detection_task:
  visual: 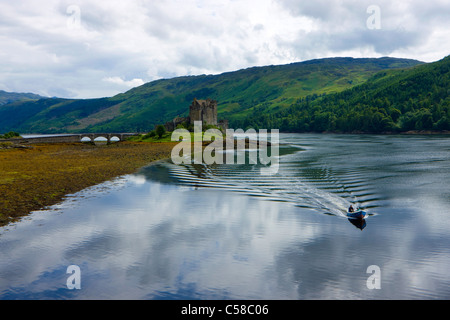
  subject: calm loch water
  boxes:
[1,133,450,299]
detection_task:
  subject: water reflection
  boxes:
[348,218,367,230]
[1,134,450,299]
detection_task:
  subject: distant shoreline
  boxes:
[7,129,450,139]
[398,130,450,135]
[282,130,450,135]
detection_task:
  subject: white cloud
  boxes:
[102,76,145,88]
[275,0,450,61]
[0,0,448,99]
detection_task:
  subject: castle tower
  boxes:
[189,98,218,126]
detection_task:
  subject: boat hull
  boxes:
[347,210,366,219]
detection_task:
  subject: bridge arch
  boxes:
[93,136,108,144]
[110,136,120,142]
[79,133,126,144]
[80,134,95,143]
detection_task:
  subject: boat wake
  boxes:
[139,145,383,220]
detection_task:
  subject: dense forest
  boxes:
[233,55,450,133]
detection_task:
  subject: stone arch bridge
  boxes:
[0,133,139,144]
[78,133,138,143]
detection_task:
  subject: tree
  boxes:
[435,116,450,131]
[155,125,166,139]
[415,109,433,130]
[0,131,21,139]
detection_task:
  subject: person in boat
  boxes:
[348,205,355,213]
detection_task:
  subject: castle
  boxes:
[164,98,228,132]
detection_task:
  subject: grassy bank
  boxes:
[128,130,225,143]
[0,141,177,227]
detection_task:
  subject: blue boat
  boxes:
[347,209,366,219]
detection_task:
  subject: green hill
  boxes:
[0,90,43,106]
[0,57,424,134]
[239,55,450,133]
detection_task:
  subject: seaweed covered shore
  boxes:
[0,141,177,227]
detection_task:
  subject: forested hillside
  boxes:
[0,57,422,134]
[234,55,450,133]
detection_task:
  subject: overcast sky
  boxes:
[0,0,449,99]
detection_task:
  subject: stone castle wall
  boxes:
[163,98,228,132]
[189,99,218,126]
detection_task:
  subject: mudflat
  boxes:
[0,141,177,227]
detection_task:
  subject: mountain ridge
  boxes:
[237,55,450,132]
[0,56,427,134]
[0,90,45,106]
